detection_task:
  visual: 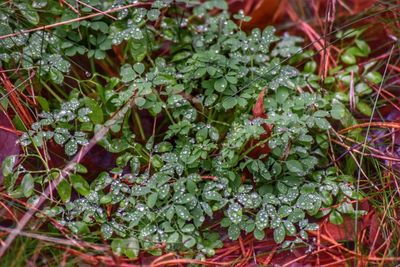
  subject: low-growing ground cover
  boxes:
[0,0,399,266]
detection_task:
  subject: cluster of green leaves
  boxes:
[19,98,103,156]
[0,0,372,260]
[291,28,383,122]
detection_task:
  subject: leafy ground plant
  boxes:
[0,0,394,265]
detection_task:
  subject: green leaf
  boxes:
[181,224,195,233]
[278,205,292,218]
[146,192,158,208]
[330,103,345,120]
[304,61,317,73]
[36,96,50,111]
[57,179,71,202]
[21,173,34,198]
[255,210,269,230]
[75,163,88,174]
[147,9,161,21]
[315,117,331,130]
[365,71,383,84]
[355,39,371,56]
[123,238,140,259]
[273,224,286,243]
[167,232,180,243]
[341,53,356,65]
[214,78,228,92]
[17,3,40,25]
[2,155,17,178]
[194,67,207,78]
[254,228,265,240]
[227,203,242,224]
[226,74,238,84]
[286,160,304,174]
[175,205,191,220]
[222,97,237,110]
[276,87,289,103]
[111,239,124,256]
[100,194,112,204]
[82,98,104,124]
[287,209,305,223]
[172,51,191,62]
[65,139,78,156]
[329,210,344,225]
[228,224,240,240]
[70,174,90,196]
[182,235,196,248]
[120,64,136,83]
[111,238,139,259]
[355,82,372,96]
[356,101,372,116]
[133,63,145,74]
[68,221,90,235]
[135,96,146,107]
[296,194,315,210]
[283,220,296,236]
[337,202,354,214]
[101,224,113,239]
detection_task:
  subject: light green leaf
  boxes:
[330,103,345,120]
[214,78,228,92]
[70,174,90,196]
[68,221,90,235]
[355,82,372,96]
[341,53,356,65]
[111,238,139,259]
[329,210,344,225]
[57,179,71,202]
[21,173,34,198]
[355,39,371,56]
[365,71,383,84]
[356,101,372,116]
[2,155,17,178]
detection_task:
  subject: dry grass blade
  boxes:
[0,226,107,251]
[353,44,395,262]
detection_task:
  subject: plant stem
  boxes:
[133,109,146,141]
[40,81,63,102]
